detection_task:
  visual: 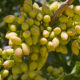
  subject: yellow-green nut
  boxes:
[9,39,13,46]
[0,48,2,55]
[21,74,28,80]
[47,66,54,73]
[47,26,52,32]
[29,9,37,18]
[21,23,29,31]
[21,43,30,55]
[61,32,68,40]
[33,2,39,9]
[29,61,38,71]
[53,27,61,35]
[65,7,74,17]
[49,31,55,38]
[34,75,44,80]
[37,13,43,21]
[75,25,80,34]
[50,1,59,12]
[5,32,17,39]
[31,53,39,61]
[6,49,14,55]
[42,5,51,15]
[25,37,32,46]
[74,5,80,14]
[43,15,51,23]
[8,75,13,80]
[15,48,23,58]
[26,18,34,26]
[20,63,28,72]
[23,31,31,38]
[43,30,50,38]
[24,0,32,6]
[59,15,68,23]
[12,66,22,75]
[17,16,25,24]
[20,12,27,18]
[28,71,37,79]
[67,29,76,36]
[34,20,40,26]
[10,36,22,45]
[31,25,40,36]
[1,69,9,78]
[9,24,17,31]
[59,24,66,30]
[47,41,55,52]
[52,37,59,48]
[4,15,15,23]
[40,37,47,45]
[13,74,19,80]
[3,60,14,68]
[2,50,8,59]
[23,4,32,13]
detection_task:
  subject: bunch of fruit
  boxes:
[0,0,80,79]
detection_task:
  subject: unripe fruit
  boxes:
[52,37,59,48]
[32,45,39,53]
[26,18,34,26]
[74,5,80,14]
[10,36,22,45]
[1,69,9,78]
[20,12,27,18]
[25,37,32,46]
[23,4,32,13]
[34,20,40,26]
[15,48,23,58]
[28,71,37,79]
[42,5,51,15]
[9,24,17,31]
[75,25,80,34]
[4,15,15,23]
[0,75,2,80]
[47,41,55,51]
[67,29,76,36]
[31,53,39,61]
[37,13,43,21]
[29,61,38,71]
[24,0,32,6]
[49,31,55,38]
[40,37,47,45]
[0,58,3,66]
[21,74,28,80]
[50,1,59,11]
[71,40,79,56]
[0,48,2,55]
[29,9,37,18]
[6,49,14,55]
[43,30,49,38]
[5,32,17,39]
[53,27,61,35]
[61,32,68,40]
[21,43,30,55]
[3,60,14,68]
[40,46,47,57]
[20,63,28,72]
[2,50,8,59]
[59,24,66,30]
[23,31,31,38]
[35,75,44,80]
[67,18,73,27]
[13,74,19,80]
[9,39,13,46]
[17,16,24,24]
[43,15,51,23]
[8,75,13,80]
[21,23,29,31]
[59,15,68,23]
[31,25,40,36]
[12,66,22,75]
[47,26,52,32]
[65,7,74,17]
[47,66,53,73]
[33,2,39,9]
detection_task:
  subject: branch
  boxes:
[50,0,74,26]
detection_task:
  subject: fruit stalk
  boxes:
[50,0,74,26]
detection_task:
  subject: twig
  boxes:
[50,0,74,26]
